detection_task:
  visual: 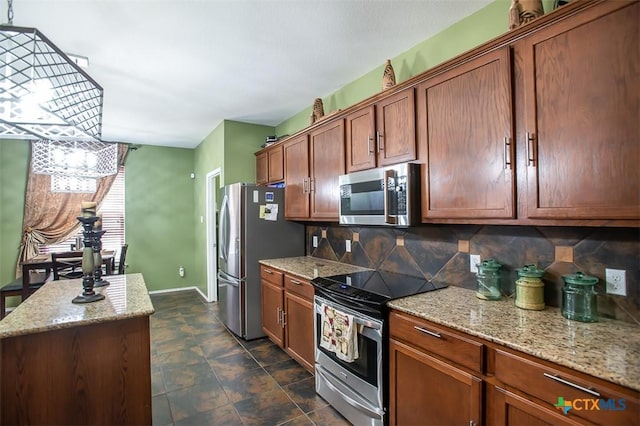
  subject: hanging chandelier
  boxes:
[32,139,117,177]
[0,0,103,141]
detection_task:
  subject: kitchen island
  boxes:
[0,273,154,425]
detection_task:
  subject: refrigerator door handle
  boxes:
[218,270,243,286]
[219,194,229,261]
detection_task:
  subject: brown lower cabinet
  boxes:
[260,265,314,372]
[389,310,639,426]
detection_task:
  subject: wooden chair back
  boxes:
[51,251,84,280]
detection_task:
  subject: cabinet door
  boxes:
[256,152,268,185]
[261,280,284,347]
[268,144,284,183]
[522,1,639,219]
[283,135,310,219]
[309,119,345,220]
[389,338,482,426]
[375,88,416,166]
[345,105,376,172]
[487,385,584,426]
[284,291,314,372]
[417,46,515,219]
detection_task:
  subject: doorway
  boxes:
[205,168,221,302]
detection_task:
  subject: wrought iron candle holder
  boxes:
[72,216,105,304]
[92,229,110,287]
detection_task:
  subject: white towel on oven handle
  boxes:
[319,303,359,363]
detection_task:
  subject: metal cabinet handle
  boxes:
[413,325,442,339]
[376,131,384,152]
[367,135,373,155]
[290,279,302,285]
[281,311,287,327]
[302,177,309,194]
[264,269,273,274]
[309,178,315,193]
[543,373,601,397]
[276,307,281,324]
[504,137,512,169]
[526,132,536,166]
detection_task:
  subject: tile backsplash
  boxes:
[306,224,639,324]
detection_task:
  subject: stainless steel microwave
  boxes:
[339,162,420,227]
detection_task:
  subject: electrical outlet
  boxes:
[346,239,351,253]
[312,235,318,248]
[606,268,627,296]
[470,254,481,273]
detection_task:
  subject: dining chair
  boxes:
[117,244,128,275]
[51,251,84,280]
[0,263,51,319]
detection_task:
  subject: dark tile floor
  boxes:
[150,291,351,426]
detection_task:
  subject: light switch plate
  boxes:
[346,240,351,253]
[470,254,481,273]
[312,235,318,248]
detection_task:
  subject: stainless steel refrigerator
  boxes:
[218,183,305,339]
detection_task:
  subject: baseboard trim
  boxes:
[148,286,211,303]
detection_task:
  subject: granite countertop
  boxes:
[389,286,640,392]
[259,256,372,280]
[0,273,154,339]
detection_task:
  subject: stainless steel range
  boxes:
[311,270,447,425]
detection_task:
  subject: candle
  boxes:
[81,201,97,217]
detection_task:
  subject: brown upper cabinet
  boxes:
[256,151,268,185]
[256,143,284,186]
[259,0,639,226]
[417,47,515,220]
[283,134,310,219]
[345,88,416,173]
[518,0,639,220]
[283,119,345,221]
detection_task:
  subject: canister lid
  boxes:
[517,264,545,278]
[562,271,598,285]
[477,258,501,273]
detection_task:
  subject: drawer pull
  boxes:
[290,279,302,285]
[264,269,273,274]
[414,326,442,339]
[543,373,601,397]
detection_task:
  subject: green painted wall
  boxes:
[0,140,29,285]
[192,120,275,295]
[275,0,554,136]
[124,145,196,292]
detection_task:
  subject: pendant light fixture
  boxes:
[0,0,104,141]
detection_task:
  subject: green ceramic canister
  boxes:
[561,272,599,322]
[515,264,545,310]
[476,259,502,300]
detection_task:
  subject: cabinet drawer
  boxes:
[494,348,639,425]
[284,275,313,300]
[261,266,283,287]
[389,311,483,373]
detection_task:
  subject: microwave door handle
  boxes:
[383,169,397,225]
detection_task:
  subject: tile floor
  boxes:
[150,290,351,426]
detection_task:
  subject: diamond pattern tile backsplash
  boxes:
[306,224,640,324]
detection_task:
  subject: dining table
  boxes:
[20,250,116,301]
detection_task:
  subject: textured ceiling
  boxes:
[6,0,493,148]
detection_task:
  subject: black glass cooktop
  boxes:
[311,270,447,318]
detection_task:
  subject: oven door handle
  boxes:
[314,298,382,332]
[314,292,383,321]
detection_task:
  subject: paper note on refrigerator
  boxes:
[259,205,266,219]
[265,203,278,221]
